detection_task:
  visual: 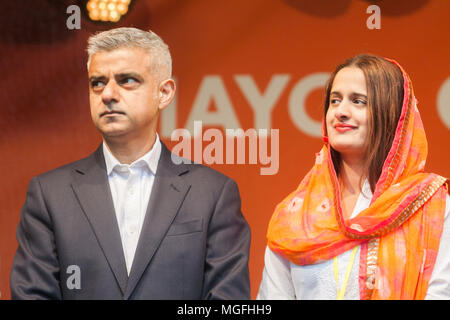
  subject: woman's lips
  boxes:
[334,124,356,132]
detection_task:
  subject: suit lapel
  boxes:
[71,146,128,295]
[124,144,191,299]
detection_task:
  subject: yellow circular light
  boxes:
[100,9,109,21]
[98,1,107,10]
[117,3,128,15]
[87,1,98,11]
[109,11,121,22]
[89,8,100,20]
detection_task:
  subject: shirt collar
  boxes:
[103,134,161,176]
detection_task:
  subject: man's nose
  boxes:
[101,81,120,105]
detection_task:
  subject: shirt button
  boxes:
[129,225,137,235]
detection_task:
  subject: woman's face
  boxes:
[326,67,369,161]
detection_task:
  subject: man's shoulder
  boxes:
[165,151,236,189]
[184,161,229,182]
[35,150,99,183]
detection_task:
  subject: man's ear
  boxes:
[158,78,176,111]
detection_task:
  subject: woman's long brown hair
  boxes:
[324,54,404,192]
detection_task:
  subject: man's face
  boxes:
[88,47,162,140]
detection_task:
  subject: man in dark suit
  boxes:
[10,27,251,299]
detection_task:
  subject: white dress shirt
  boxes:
[103,136,161,275]
[257,180,450,300]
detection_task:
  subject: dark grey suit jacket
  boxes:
[10,143,251,299]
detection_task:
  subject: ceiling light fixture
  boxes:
[86,0,132,22]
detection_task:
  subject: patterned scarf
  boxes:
[267,58,448,299]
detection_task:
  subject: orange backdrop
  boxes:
[1,0,449,299]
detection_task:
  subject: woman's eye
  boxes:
[354,99,367,105]
[330,98,340,104]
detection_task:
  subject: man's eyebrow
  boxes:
[115,72,143,80]
[89,75,107,82]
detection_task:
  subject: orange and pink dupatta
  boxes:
[267,58,448,299]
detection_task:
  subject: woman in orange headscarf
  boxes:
[257,54,450,300]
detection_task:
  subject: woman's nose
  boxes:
[335,100,351,120]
